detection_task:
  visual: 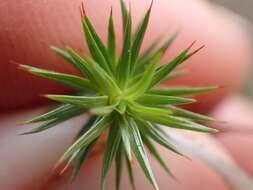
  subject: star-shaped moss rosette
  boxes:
[19,1,219,190]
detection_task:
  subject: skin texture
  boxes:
[0,0,251,112]
[0,0,252,190]
[212,95,253,176]
[0,106,229,190]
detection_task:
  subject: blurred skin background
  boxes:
[211,0,253,97]
[0,0,253,189]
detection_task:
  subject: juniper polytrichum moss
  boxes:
[20,1,218,189]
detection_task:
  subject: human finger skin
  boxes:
[0,0,251,189]
[212,95,253,176]
[0,0,251,112]
[43,143,229,190]
[0,106,85,189]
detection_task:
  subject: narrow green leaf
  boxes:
[21,106,84,135]
[126,52,163,99]
[151,50,188,87]
[70,139,98,182]
[158,32,178,53]
[137,37,160,65]
[167,116,218,133]
[101,124,121,190]
[127,102,173,118]
[139,122,184,157]
[108,8,117,72]
[91,100,119,115]
[20,119,63,135]
[120,0,128,32]
[45,95,108,106]
[75,116,98,140]
[119,116,132,161]
[151,42,204,87]
[148,115,217,133]
[83,56,121,96]
[149,86,218,96]
[81,13,112,75]
[61,148,81,174]
[161,70,188,82]
[126,155,135,190]
[50,46,76,66]
[67,48,100,87]
[83,15,110,62]
[130,69,186,87]
[24,104,83,124]
[135,32,178,75]
[128,103,216,133]
[182,45,205,62]
[130,2,152,73]
[151,124,168,137]
[115,142,124,190]
[115,101,127,115]
[91,106,114,116]
[128,118,159,190]
[67,48,121,96]
[57,116,111,166]
[19,64,95,92]
[83,13,115,73]
[169,106,215,122]
[117,8,132,87]
[137,94,196,105]
[142,135,173,176]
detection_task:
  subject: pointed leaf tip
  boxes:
[110,6,113,15]
[130,0,153,72]
[107,6,117,72]
[128,118,159,190]
[187,45,205,58]
[80,1,86,18]
[18,64,33,72]
[149,0,154,10]
[100,125,121,190]
[10,60,19,67]
[186,40,197,52]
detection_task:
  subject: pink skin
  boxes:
[212,96,253,176]
[0,0,252,190]
[0,0,250,111]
